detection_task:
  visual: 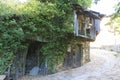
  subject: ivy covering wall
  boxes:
[0,0,92,74]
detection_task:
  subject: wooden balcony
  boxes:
[73,5,102,41]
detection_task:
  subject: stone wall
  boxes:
[63,40,90,69]
[10,48,28,80]
[81,41,90,65]
[8,40,90,80]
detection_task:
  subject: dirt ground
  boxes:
[16,49,120,80]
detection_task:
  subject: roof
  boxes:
[73,4,104,19]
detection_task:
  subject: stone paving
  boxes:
[17,49,120,80]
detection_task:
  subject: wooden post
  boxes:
[90,17,96,39]
[84,16,87,36]
[74,10,79,36]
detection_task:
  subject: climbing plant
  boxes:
[0,0,93,74]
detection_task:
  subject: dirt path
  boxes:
[18,49,120,80]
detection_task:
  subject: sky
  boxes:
[90,0,120,48]
[19,0,27,3]
[90,0,119,15]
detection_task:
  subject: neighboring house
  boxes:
[5,4,104,80]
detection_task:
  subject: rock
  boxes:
[39,63,47,75]
[29,66,40,76]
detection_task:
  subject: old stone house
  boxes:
[63,4,103,68]
[5,4,104,80]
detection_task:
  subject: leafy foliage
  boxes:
[107,1,120,34]
[0,0,92,74]
[115,2,120,13]
[0,18,26,73]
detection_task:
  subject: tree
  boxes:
[115,2,120,13]
[107,1,120,34]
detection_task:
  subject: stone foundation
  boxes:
[8,40,91,80]
[63,40,90,69]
